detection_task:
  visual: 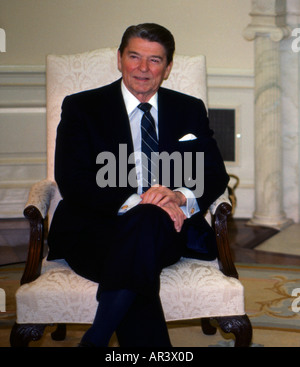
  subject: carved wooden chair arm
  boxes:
[210,191,238,279]
[21,180,56,285]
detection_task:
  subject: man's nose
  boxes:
[139,58,149,72]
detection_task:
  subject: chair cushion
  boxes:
[16,257,245,324]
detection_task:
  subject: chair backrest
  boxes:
[46,48,207,225]
[46,47,207,181]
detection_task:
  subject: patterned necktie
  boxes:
[138,103,159,192]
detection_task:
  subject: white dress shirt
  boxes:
[118,81,200,218]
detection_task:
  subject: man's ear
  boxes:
[117,50,122,73]
[164,61,173,80]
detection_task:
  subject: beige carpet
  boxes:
[256,223,300,257]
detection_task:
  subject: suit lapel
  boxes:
[157,88,178,153]
[106,79,137,189]
[100,79,134,157]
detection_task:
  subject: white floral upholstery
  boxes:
[15,48,246,329]
[16,257,244,324]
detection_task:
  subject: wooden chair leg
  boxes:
[51,323,67,341]
[10,322,47,347]
[201,317,217,335]
[215,314,253,347]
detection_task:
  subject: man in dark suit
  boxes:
[47,23,229,347]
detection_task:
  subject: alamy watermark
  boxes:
[0,288,5,312]
[96,144,204,198]
[0,28,6,52]
[291,288,300,313]
[291,28,300,52]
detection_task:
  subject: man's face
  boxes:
[118,37,173,102]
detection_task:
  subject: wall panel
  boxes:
[0,67,46,217]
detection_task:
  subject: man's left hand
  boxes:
[140,186,187,232]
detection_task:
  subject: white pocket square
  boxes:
[179,133,197,141]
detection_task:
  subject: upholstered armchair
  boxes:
[10,48,252,347]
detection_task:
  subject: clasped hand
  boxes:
[139,185,187,232]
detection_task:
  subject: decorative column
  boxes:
[243,0,293,229]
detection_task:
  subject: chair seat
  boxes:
[16,257,245,324]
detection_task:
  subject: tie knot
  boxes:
[138,103,152,113]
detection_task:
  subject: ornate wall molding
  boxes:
[243,0,290,41]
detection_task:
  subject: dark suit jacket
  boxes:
[47,78,229,261]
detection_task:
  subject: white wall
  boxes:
[0,0,253,69]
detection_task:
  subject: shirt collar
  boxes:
[121,79,158,115]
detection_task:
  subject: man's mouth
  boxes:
[134,76,150,82]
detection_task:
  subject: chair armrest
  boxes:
[210,190,238,279]
[209,189,232,216]
[21,179,56,285]
[24,179,56,219]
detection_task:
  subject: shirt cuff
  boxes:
[174,187,200,218]
[118,188,200,218]
[118,194,142,215]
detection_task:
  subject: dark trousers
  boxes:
[65,204,185,346]
[116,288,171,347]
[111,204,185,347]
